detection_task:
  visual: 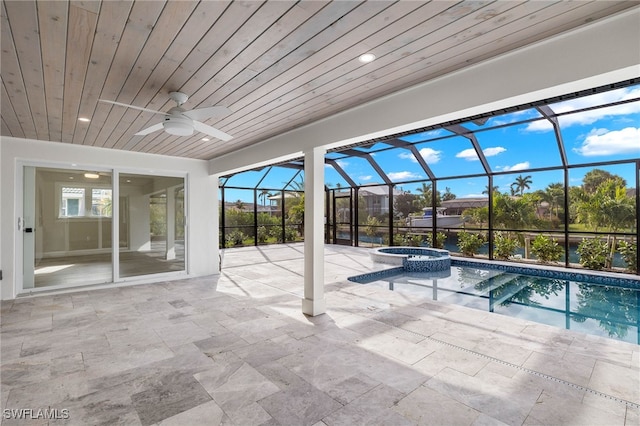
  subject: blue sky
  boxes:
[224,85,640,202]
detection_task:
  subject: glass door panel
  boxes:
[24,166,113,289]
[119,174,185,278]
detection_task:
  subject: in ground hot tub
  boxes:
[371,246,451,273]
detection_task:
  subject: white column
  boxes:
[302,146,326,316]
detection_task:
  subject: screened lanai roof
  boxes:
[221,79,640,195]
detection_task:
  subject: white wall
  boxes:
[209,7,640,175]
[127,190,152,252]
[0,137,219,300]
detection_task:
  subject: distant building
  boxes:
[441,198,488,215]
[359,186,404,216]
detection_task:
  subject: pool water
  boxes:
[359,266,639,345]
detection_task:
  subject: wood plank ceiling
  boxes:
[1,0,637,160]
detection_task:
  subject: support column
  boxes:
[302,146,326,316]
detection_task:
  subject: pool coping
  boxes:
[348,255,640,289]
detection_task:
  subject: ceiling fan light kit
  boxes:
[98,92,232,141]
[163,116,194,136]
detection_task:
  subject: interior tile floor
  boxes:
[1,243,638,425]
[33,241,186,288]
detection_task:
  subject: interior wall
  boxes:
[124,187,151,252]
[209,7,640,175]
[0,137,219,300]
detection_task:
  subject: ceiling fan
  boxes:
[98,92,233,141]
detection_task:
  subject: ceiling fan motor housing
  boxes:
[163,114,194,136]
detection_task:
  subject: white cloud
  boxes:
[456,149,478,161]
[525,87,640,132]
[388,171,422,181]
[497,161,530,172]
[359,175,373,181]
[456,146,506,161]
[336,160,349,169]
[574,127,640,156]
[399,147,442,164]
[460,193,487,198]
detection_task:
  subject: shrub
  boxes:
[364,216,381,245]
[426,232,447,249]
[618,240,637,273]
[269,225,284,243]
[457,231,486,257]
[257,226,269,243]
[494,232,519,260]
[391,233,404,246]
[576,238,609,270]
[530,235,563,263]
[284,226,299,242]
[225,229,245,247]
[405,234,424,247]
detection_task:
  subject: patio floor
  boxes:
[1,243,638,425]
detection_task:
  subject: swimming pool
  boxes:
[350,265,640,345]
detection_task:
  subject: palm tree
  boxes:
[544,183,564,218]
[415,182,436,208]
[482,185,499,195]
[442,187,456,201]
[511,175,532,196]
[289,177,304,192]
[258,189,271,206]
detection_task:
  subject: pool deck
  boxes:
[1,243,638,425]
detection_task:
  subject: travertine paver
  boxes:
[1,243,637,425]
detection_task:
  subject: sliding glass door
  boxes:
[23,166,113,289]
[118,174,186,278]
[21,165,186,292]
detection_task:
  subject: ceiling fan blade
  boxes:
[135,122,164,136]
[182,105,231,121]
[99,99,167,115]
[193,121,233,141]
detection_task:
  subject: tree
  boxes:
[287,194,305,237]
[289,177,305,192]
[462,206,488,228]
[482,185,499,195]
[364,216,381,247]
[600,182,635,267]
[415,182,441,208]
[511,174,532,196]
[493,192,537,230]
[543,182,564,218]
[442,187,456,201]
[393,192,420,219]
[258,189,271,206]
[582,169,626,194]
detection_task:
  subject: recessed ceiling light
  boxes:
[84,173,100,179]
[69,176,74,180]
[78,117,90,122]
[358,53,376,63]
[202,138,210,141]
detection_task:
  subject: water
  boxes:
[359,266,640,345]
